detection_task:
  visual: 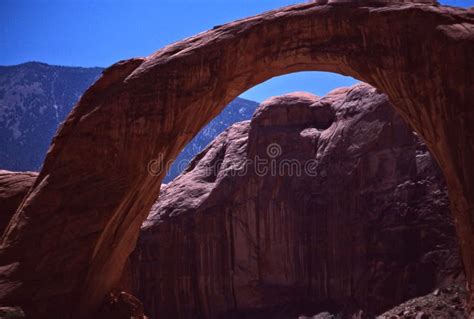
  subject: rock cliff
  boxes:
[131,84,462,319]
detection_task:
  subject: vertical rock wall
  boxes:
[131,84,462,319]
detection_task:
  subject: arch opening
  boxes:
[163,71,357,182]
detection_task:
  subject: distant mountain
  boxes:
[0,62,103,171]
[164,97,258,182]
[0,62,259,181]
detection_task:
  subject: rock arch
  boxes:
[0,2,473,318]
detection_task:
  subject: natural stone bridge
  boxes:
[0,1,473,318]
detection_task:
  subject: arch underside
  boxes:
[0,2,473,318]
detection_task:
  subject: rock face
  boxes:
[164,97,259,182]
[0,3,473,318]
[131,84,462,319]
[0,170,37,234]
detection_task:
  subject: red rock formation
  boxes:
[0,2,473,318]
[131,84,462,319]
[0,171,37,234]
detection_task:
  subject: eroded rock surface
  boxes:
[131,84,462,319]
[0,171,37,234]
[0,2,473,318]
[377,285,467,319]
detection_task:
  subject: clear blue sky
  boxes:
[1,0,473,101]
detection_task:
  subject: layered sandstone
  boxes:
[0,171,37,234]
[0,2,472,318]
[131,84,462,319]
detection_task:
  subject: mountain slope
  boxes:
[0,62,103,171]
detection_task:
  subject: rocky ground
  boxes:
[377,286,467,319]
[0,307,25,318]
[302,286,468,318]
[0,287,468,319]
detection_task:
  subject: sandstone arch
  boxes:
[0,2,473,318]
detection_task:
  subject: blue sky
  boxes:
[1,0,473,101]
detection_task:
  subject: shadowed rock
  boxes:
[131,84,462,319]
